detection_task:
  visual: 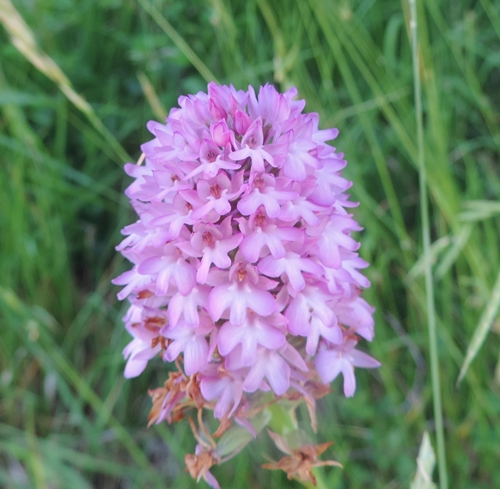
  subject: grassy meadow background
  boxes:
[1,0,499,487]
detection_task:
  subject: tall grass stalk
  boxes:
[409,1,448,488]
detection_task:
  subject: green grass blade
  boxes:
[409,1,448,487]
[457,267,500,384]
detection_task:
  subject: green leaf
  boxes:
[410,432,437,489]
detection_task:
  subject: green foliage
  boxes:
[0,0,499,487]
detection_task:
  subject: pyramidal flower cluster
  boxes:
[113,82,379,486]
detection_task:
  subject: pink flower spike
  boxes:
[208,81,231,113]
[337,296,376,341]
[151,169,193,202]
[200,230,243,283]
[147,194,195,238]
[309,157,351,206]
[113,83,377,463]
[279,342,309,372]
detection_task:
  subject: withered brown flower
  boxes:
[263,430,342,486]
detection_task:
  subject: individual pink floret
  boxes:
[208,262,277,325]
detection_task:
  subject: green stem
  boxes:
[409,1,448,488]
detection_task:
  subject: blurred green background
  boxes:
[0,0,499,487]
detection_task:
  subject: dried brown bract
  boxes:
[147,371,183,426]
[263,430,342,486]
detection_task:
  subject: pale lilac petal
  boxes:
[350,349,381,369]
[258,256,284,277]
[184,337,209,375]
[237,192,265,216]
[239,232,267,262]
[342,362,356,397]
[305,326,321,356]
[200,372,243,418]
[245,288,276,317]
[285,264,306,291]
[207,285,232,321]
[229,294,249,325]
[172,261,196,295]
[266,354,290,395]
[285,294,310,336]
[321,322,343,345]
[184,300,201,326]
[242,361,265,393]
[204,471,221,489]
[315,350,343,384]
[217,323,244,356]
[229,147,251,162]
[255,325,285,350]
[165,339,185,362]
[113,269,151,300]
[240,334,259,366]
[124,358,148,378]
[166,294,183,327]
[199,377,223,401]
[280,343,308,372]
[197,255,212,284]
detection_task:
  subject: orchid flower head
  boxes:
[113,82,378,487]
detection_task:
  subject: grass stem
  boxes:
[409,1,448,488]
